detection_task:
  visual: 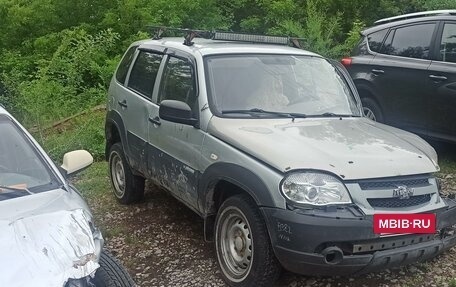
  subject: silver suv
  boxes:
[105,30,456,287]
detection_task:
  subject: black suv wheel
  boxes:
[361,97,383,122]
[108,143,144,204]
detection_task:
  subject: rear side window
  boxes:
[127,51,163,99]
[159,56,197,113]
[382,23,435,59]
[352,37,368,56]
[367,29,388,53]
[115,46,137,84]
[439,23,456,63]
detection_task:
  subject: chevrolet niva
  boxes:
[0,106,134,287]
[105,29,456,287]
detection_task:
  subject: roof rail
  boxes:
[374,10,456,25]
[147,26,305,48]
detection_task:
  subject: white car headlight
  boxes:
[281,172,352,206]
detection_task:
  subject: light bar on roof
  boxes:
[213,32,289,45]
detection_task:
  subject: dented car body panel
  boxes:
[0,106,104,286]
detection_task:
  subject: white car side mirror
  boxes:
[61,150,93,176]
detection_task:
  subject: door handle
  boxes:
[118,100,128,108]
[429,75,447,82]
[148,116,161,126]
[371,69,385,75]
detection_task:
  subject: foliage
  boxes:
[36,109,106,162]
[3,27,119,126]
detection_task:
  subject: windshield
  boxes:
[0,116,59,200]
[204,54,361,117]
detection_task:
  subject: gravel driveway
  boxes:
[79,166,456,287]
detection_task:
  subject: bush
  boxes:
[3,27,119,127]
[36,109,106,162]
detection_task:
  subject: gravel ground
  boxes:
[76,167,456,287]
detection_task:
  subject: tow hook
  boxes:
[322,246,344,265]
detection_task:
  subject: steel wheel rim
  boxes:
[110,152,126,198]
[363,107,377,121]
[217,206,253,282]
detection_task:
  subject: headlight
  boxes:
[281,172,352,206]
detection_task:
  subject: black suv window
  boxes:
[115,46,137,84]
[382,24,435,59]
[127,51,163,99]
[439,23,456,63]
[159,56,197,112]
[367,29,387,53]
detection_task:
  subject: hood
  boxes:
[0,189,101,287]
[207,117,439,180]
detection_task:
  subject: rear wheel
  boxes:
[108,143,144,204]
[215,194,281,287]
[92,250,135,287]
[361,97,383,122]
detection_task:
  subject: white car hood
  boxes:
[208,117,439,180]
[0,189,100,286]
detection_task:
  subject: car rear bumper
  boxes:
[261,202,456,276]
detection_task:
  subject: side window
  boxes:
[382,23,435,59]
[115,46,137,84]
[367,29,388,53]
[159,56,197,113]
[127,51,163,99]
[352,37,368,56]
[439,23,456,63]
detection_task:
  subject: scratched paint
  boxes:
[0,209,101,286]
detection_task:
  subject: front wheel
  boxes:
[92,250,136,287]
[215,194,281,287]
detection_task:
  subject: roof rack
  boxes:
[148,26,305,48]
[375,10,456,25]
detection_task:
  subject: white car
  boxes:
[0,105,134,287]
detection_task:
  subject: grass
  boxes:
[33,109,106,162]
[72,161,110,200]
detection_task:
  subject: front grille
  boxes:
[367,194,432,208]
[359,178,430,190]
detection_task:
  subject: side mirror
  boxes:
[159,100,198,126]
[61,150,93,177]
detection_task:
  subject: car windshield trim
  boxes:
[204,53,361,119]
[0,115,62,196]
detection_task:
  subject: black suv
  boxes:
[343,10,456,142]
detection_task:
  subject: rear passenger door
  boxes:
[122,48,164,175]
[369,23,437,133]
[427,21,456,140]
[147,51,204,210]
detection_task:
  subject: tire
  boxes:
[108,143,144,204]
[92,250,136,287]
[215,194,281,287]
[361,97,383,122]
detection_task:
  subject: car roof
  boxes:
[362,14,456,35]
[134,37,321,57]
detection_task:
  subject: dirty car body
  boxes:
[0,107,103,287]
[105,34,456,285]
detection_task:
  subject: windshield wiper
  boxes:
[307,112,358,118]
[0,185,34,195]
[222,108,290,117]
[222,108,308,119]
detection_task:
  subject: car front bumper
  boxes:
[261,200,456,276]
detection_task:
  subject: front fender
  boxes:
[198,162,276,215]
